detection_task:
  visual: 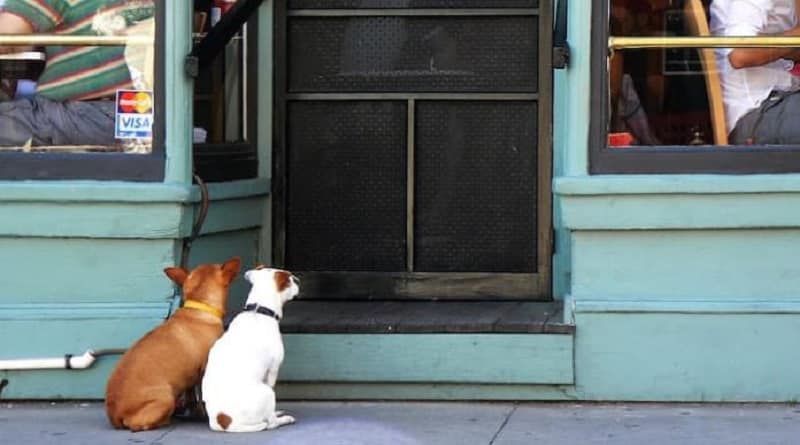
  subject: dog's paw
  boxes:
[266,414,296,430]
[280,415,296,425]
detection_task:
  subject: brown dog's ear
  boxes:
[221,257,242,283]
[164,267,189,286]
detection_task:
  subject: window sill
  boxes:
[555,174,800,230]
[0,177,269,203]
[0,178,270,238]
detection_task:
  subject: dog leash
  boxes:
[169,174,210,315]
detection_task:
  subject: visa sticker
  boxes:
[115,89,153,140]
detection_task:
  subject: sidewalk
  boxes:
[1,401,799,445]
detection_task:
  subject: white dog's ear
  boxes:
[244,269,255,283]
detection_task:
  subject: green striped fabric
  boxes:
[1,0,154,101]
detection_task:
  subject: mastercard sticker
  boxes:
[115,89,154,140]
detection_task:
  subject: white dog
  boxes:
[201,266,299,432]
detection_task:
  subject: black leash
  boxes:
[180,173,210,270]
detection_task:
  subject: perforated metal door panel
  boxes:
[286,101,408,272]
[414,101,537,273]
[288,16,538,93]
[289,1,538,9]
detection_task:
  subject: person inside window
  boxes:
[710,0,800,144]
[0,0,154,148]
[608,3,661,146]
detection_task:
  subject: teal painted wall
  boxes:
[0,312,167,399]
[573,309,800,401]
[572,229,800,301]
[551,0,591,299]
[0,238,175,303]
[549,0,800,401]
[555,176,800,400]
[0,0,275,400]
[282,334,574,385]
[0,179,269,399]
[9,0,800,403]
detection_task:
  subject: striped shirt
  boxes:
[0,0,154,101]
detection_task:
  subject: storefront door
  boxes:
[273,1,552,300]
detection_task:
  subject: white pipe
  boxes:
[0,349,125,371]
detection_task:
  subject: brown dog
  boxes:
[105,257,241,431]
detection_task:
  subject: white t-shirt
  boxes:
[710,0,798,132]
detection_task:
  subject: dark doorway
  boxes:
[273,1,552,300]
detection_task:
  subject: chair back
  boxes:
[683,0,728,145]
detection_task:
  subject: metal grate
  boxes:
[288,16,538,93]
[286,101,408,272]
[414,101,538,272]
[289,1,538,9]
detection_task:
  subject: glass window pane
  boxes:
[608,0,800,149]
[192,2,251,145]
[0,0,155,154]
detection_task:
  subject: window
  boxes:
[0,0,164,180]
[592,0,800,174]
[191,0,258,182]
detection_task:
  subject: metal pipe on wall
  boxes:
[0,349,125,371]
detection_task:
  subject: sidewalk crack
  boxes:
[489,403,518,445]
[149,424,176,445]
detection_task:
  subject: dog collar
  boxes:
[243,303,281,321]
[183,300,224,320]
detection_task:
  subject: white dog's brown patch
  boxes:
[217,413,232,430]
[274,271,291,292]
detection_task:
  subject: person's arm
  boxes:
[0,12,34,54]
[728,26,800,68]
[726,0,800,68]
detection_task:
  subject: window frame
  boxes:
[0,2,166,181]
[191,14,259,183]
[590,1,800,175]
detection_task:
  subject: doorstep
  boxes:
[280,300,574,334]
[275,301,575,389]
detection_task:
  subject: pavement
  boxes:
[1,401,800,445]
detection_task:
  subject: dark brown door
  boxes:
[273,1,552,300]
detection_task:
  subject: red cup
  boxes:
[608,132,635,147]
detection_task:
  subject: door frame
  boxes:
[272,2,553,300]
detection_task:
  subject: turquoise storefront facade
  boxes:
[2,1,799,402]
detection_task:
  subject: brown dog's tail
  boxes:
[217,412,232,430]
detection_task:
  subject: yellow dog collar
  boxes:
[182,300,224,320]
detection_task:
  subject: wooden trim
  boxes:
[683,0,727,145]
[280,301,572,333]
[272,0,289,267]
[280,333,574,384]
[0,152,164,181]
[287,93,538,101]
[294,271,547,300]
[406,98,416,273]
[536,0,553,297]
[287,8,539,17]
